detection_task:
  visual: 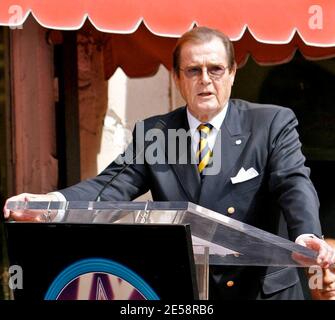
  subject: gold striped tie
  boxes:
[197,123,213,176]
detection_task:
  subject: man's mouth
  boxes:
[322,289,335,297]
[198,92,213,97]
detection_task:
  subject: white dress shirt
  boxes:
[186,102,228,156]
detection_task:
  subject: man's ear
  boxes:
[229,62,237,87]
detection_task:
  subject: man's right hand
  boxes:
[3,193,58,222]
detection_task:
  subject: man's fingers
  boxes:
[316,244,328,264]
[291,251,316,266]
[3,194,27,219]
[324,245,335,268]
[315,241,335,268]
[10,209,44,222]
[4,204,10,219]
[296,236,335,267]
[3,193,57,221]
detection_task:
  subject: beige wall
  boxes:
[97,66,184,174]
[96,66,184,201]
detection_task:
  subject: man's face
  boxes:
[310,265,335,300]
[174,38,236,122]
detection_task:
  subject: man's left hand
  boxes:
[296,235,335,268]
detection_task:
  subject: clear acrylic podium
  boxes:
[6,201,318,300]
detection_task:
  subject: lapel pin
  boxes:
[235,139,242,145]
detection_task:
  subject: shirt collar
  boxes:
[186,101,229,132]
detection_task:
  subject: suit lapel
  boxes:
[165,108,201,203]
[200,101,251,197]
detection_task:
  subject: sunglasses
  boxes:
[179,64,228,79]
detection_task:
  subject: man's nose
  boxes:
[200,68,211,84]
[323,269,335,285]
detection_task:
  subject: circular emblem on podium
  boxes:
[44,258,159,300]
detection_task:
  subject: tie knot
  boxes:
[198,123,213,135]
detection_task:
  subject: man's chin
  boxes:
[196,103,221,114]
[188,103,222,121]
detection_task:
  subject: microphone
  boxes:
[94,119,167,201]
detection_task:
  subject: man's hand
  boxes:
[3,193,58,222]
[296,234,335,268]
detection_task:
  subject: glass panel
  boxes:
[7,201,318,267]
[193,245,209,300]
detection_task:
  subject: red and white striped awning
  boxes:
[2,0,335,77]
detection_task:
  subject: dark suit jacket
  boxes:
[60,99,322,299]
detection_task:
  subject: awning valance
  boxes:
[102,23,335,79]
[1,0,335,45]
[2,0,335,78]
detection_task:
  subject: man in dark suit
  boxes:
[4,26,335,299]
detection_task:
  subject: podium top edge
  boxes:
[6,200,193,211]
